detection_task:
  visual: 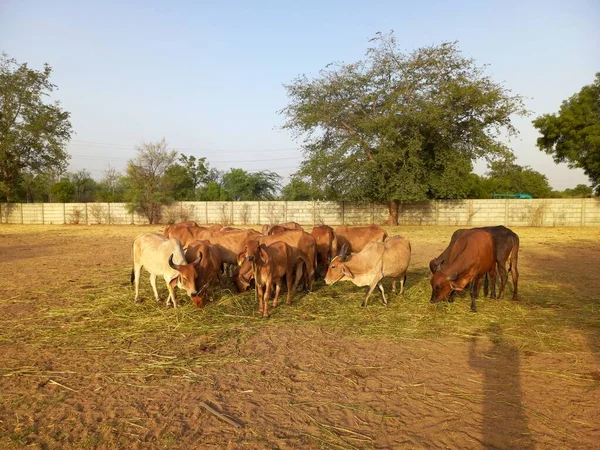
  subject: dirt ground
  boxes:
[0,225,599,449]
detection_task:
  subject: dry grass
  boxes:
[1,224,598,359]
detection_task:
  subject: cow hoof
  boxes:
[448,298,455,303]
[471,308,477,313]
[361,302,366,307]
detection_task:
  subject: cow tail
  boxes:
[130,269,135,285]
[509,235,520,273]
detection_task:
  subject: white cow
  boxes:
[131,233,201,308]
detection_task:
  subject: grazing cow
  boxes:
[246,241,309,317]
[261,222,304,235]
[232,258,254,293]
[238,230,317,291]
[131,233,201,308]
[430,230,496,312]
[184,240,224,308]
[311,225,336,278]
[429,225,519,299]
[332,225,387,255]
[325,235,411,307]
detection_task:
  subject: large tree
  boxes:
[0,54,73,201]
[221,169,281,201]
[485,156,552,198]
[281,33,528,224]
[125,139,177,223]
[533,73,600,194]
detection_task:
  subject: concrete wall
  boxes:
[1,198,599,227]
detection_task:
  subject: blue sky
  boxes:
[1,0,598,189]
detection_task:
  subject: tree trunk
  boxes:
[387,200,399,226]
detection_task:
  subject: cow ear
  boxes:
[259,247,269,265]
[169,276,179,288]
[341,264,354,279]
[446,272,458,281]
[237,251,246,266]
[449,281,464,291]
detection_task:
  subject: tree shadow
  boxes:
[469,323,535,449]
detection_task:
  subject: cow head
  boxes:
[191,282,211,308]
[324,254,354,286]
[168,254,201,297]
[430,272,462,303]
[233,259,254,292]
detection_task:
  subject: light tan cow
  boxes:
[325,235,411,307]
[131,233,201,308]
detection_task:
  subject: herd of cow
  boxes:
[131,221,520,316]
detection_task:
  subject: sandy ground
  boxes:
[0,224,599,449]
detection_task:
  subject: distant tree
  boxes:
[221,169,281,201]
[69,169,97,202]
[486,156,552,198]
[281,177,323,200]
[281,33,528,224]
[199,181,226,201]
[533,73,600,194]
[563,184,594,198]
[124,139,177,223]
[0,54,73,201]
[50,178,75,202]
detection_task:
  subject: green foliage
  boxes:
[198,181,226,201]
[281,33,528,222]
[281,177,324,200]
[50,178,75,202]
[221,168,281,200]
[0,54,73,201]
[95,165,127,202]
[563,184,594,198]
[484,156,552,198]
[124,139,177,223]
[533,73,600,194]
[69,169,97,202]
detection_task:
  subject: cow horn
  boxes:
[169,254,180,270]
[339,244,349,261]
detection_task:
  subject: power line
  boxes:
[68,153,301,163]
[69,140,303,154]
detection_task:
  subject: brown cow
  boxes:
[430,230,497,312]
[261,222,304,235]
[246,241,309,317]
[238,230,317,291]
[184,240,224,308]
[232,259,254,292]
[332,225,387,255]
[429,225,519,299]
[311,225,336,277]
[164,223,224,249]
[325,236,411,307]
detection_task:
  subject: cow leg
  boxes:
[377,282,387,306]
[511,265,519,300]
[496,262,507,299]
[470,276,479,312]
[362,283,378,307]
[133,265,143,302]
[263,281,272,317]
[292,263,303,293]
[489,263,497,300]
[150,274,160,302]
[168,286,178,309]
[286,267,295,305]
[399,274,406,295]
[217,269,225,288]
[392,279,396,294]
[257,283,265,314]
[274,280,283,307]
